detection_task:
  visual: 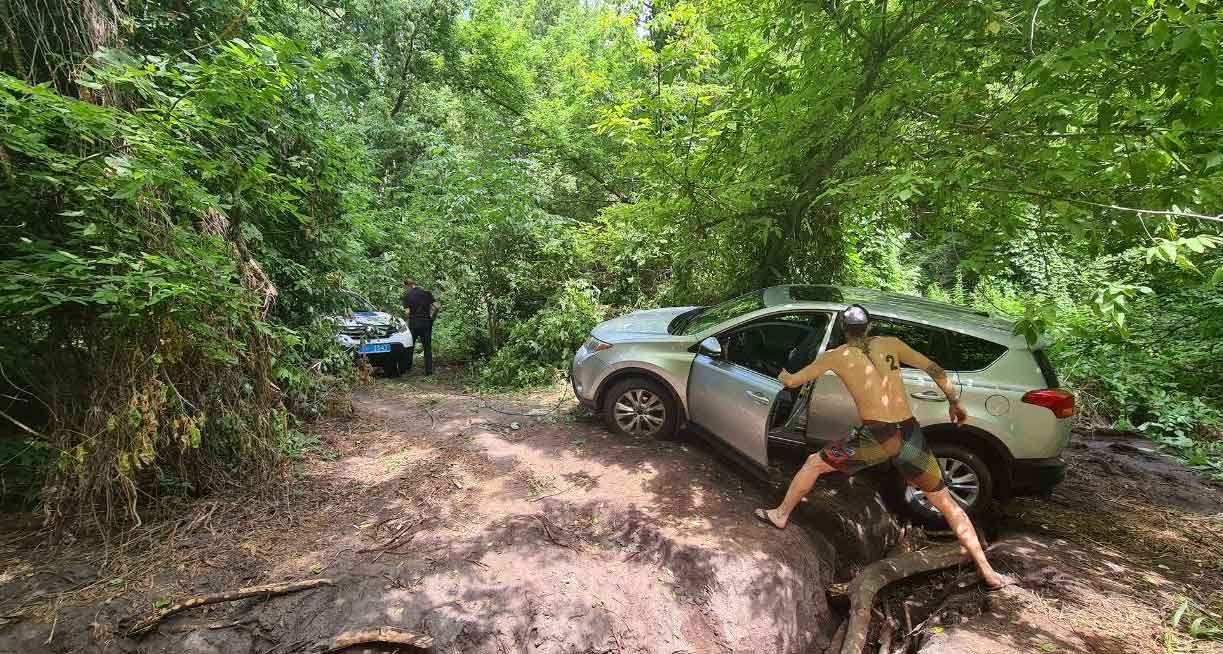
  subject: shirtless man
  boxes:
[753,304,1004,589]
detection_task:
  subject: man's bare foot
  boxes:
[982,571,1013,591]
[753,508,787,530]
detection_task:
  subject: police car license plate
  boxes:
[359,343,391,354]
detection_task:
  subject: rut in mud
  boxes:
[1,372,1220,654]
[0,373,905,653]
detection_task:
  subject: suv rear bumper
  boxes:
[1009,456,1066,496]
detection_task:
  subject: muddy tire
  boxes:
[895,443,995,528]
[602,377,679,441]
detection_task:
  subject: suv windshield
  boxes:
[675,290,765,335]
[342,291,376,312]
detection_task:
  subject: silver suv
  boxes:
[570,285,1074,523]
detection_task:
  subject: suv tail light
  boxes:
[1022,388,1075,418]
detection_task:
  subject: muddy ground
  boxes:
[1,370,1221,654]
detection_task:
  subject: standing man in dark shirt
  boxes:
[402,278,439,376]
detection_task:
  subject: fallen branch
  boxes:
[358,517,424,554]
[169,617,256,633]
[534,514,580,551]
[876,606,894,654]
[529,474,602,502]
[321,626,434,653]
[840,542,969,654]
[0,407,41,437]
[125,578,334,636]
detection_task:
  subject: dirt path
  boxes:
[0,372,889,653]
[1,372,1220,654]
[918,434,1223,654]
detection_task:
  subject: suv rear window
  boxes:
[867,320,949,366]
[944,332,1007,372]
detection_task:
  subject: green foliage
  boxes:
[0,29,361,530]
[279,430,325,462]
[6,0,1223,531]
[1052,280,1223,480]
[479,282,604,388]
[1170,598,1223,642]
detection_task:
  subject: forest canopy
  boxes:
[1,0,1221,531]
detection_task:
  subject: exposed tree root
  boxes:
[839,542,969,654]
[321,626,434,652]
[125,578,334,636]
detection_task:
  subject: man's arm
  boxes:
[778,348,839,388]
[894,338,966,424]
[429,299,440,319]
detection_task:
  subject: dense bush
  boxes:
[0,36,360,532]
[479,282,605,388]
[1051,279,1223,481]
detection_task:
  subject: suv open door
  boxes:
[686,337,781,475]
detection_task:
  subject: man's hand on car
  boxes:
[949,399,967,426]
[778,369,800,389]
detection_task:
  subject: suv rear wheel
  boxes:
[897,443,995,528]
[602,377,679,440]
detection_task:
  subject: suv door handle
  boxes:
[911,390,946,401]
[745,390,771,406]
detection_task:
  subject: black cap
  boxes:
[841,304,870,325]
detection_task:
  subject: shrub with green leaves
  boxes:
[0,36,359,533]
[479,282,605,389]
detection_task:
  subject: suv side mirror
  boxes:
[698,336,722,358]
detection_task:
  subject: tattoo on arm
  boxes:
[925,362,959,401]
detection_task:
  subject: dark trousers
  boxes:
[409,320,434,375]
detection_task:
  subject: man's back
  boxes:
[403,287,434,323]
[762,305,1002,590]
[822,336,933,423]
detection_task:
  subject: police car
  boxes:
[332,291,414,376]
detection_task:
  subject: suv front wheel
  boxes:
[602,377,679,441]
[898,443,995,528]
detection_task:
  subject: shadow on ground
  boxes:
[2,373,1218,654]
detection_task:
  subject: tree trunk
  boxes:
[750,2,948,288]
[388,10,425,118]
[754,208,800,288]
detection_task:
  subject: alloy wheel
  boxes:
[612,388,666,437]
[905,456,981,512]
